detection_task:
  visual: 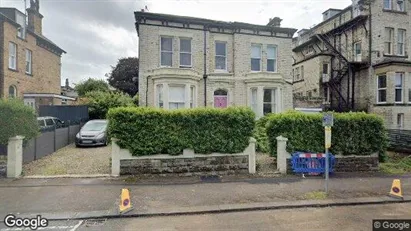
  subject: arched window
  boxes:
[8,85,17,98]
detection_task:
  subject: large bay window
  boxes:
[169,85,185,109]
[249,87,280,118]
[155,83,196,109]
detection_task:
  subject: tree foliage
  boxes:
[85,91,135,119]
[74,78,110,96]
[0,99,39,145]
[107,57,139,96]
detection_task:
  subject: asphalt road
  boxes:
[1,203,410,231]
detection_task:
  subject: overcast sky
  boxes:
[1,0,350,86]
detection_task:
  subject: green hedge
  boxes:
[108,107,255,156]
[266,111,388,157]
[254,115,271,153]
[0,98,39,145]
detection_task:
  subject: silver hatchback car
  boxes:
[75,120,108,147]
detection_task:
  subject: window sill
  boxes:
[26,72,33,77]
[179,66,192,69]
[8,68,18,72]
[383,54,408,58]
[382,9,407,14]
[374,103,410,106]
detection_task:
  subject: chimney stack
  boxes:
[65,78,69,88]
[267,17,282,27]
[27,0,43,34]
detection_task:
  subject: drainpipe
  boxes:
[145,75,150,107]
[203,26,208,107]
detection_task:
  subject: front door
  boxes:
[214,96,227,108]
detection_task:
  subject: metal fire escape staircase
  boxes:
[315,33,351,111]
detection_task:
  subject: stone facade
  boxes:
[286,155,379,173]
[120,155,249,175]
[292,0,411,129]
[0,3,66,110]
[135,12,297,118]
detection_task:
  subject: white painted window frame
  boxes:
[160,36,173,67]
[215,41,227,71]
[397,29,406,56]
[251,44,262,72]
[267,45,278,72]
[384,0,393,10]
[384,27,394,55]
[25,49,32,75]
[395,72,404,103]
[179,37,192,68]
[377,75,387,104]
[263,88,277,115]
[9,42,17,70]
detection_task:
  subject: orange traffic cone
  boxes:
[119,188,134,214]
[388,179,403,200]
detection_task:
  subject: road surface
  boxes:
[1,203,410,231]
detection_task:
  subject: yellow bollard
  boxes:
[119,188,134,214]
[388,179,403,200]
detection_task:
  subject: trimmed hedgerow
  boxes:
[266,111,388,157]
[0,98,39,145]
[107,107,255,156]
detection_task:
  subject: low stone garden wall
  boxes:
[111,138,256,176]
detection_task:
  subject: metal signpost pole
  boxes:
[325,127,330,193]
[323,113,333,194]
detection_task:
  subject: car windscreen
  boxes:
[81,122,107,131]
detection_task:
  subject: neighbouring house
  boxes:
[60,78,78,105]
[134,11,297,118]
[292,0,411,129]
[0,0,72,111]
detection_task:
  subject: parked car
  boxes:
[37,116,65,129]
[75,120,108,147]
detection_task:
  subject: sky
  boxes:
[1,0,351,87]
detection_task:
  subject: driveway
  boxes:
[23,144,111,176]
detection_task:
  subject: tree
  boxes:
[107,57,139,96]
[85,91,135,119]
[0,98,39,145]
[74,78,110,96]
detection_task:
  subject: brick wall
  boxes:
[120,155,249,175]
[2,20,61,98]
[286,155,379,173]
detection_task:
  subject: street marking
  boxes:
[69,220,83,231]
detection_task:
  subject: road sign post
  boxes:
[322,113,333,194]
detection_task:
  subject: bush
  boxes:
[108,107,255,156]
[85,91,135,119]
[0,98,39,145]
[266,111,388,157]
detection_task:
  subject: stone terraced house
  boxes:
[292,0,411,129]
[0,0,72,111]
[134,11,297,118]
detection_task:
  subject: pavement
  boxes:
[0,173,410,222]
